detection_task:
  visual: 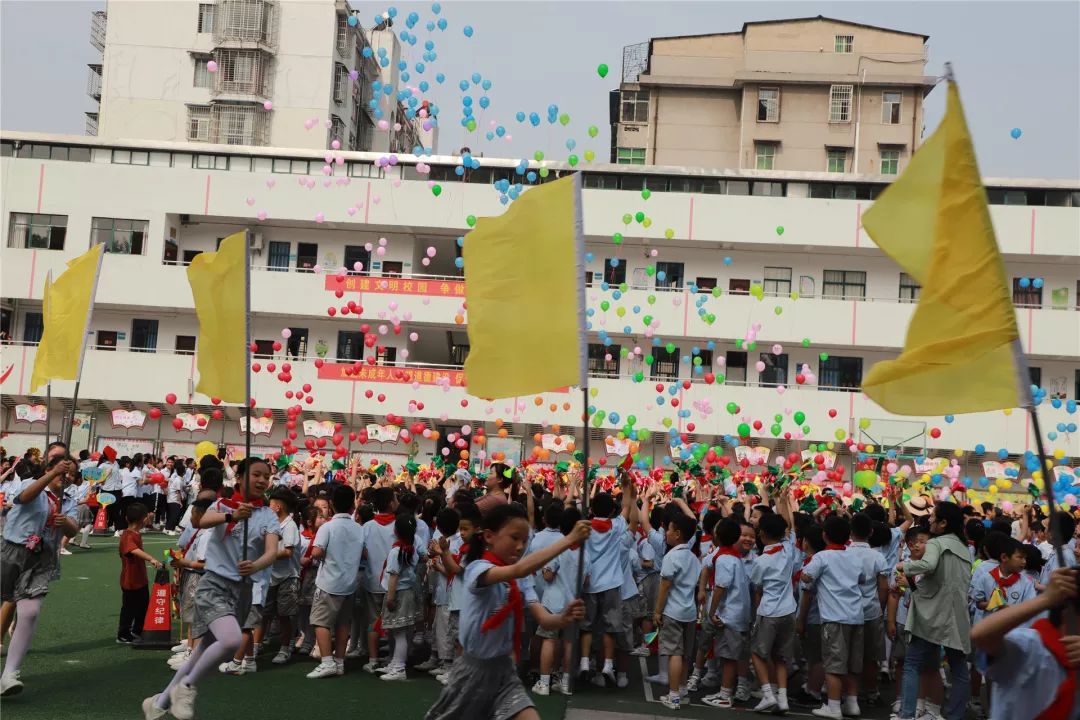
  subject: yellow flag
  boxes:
[463,174,586,399]
[30,243,104,392]
[860,81,1025,415]
[188,231,247,403]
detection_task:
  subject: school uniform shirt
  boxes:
[202,502,281,583]
[459,558,540,659]
[660,542,700,623]
[646,527,667,566]
[1,479,55,544]
[711,552,752,631]
[382,546,419,591]
[166,474,186,505]
[183,529,211,565]
[801,549,865,625]
[271,515,301,584]
[585,514,629,594]
[750,541,798,618]
[447,534,468,612]
[619,532,639,602]
[100,462,123,492]
[1040,539,1077,586]
[880,526,904,571]
[985,626,1080,720]
[120,468,139,499]
[637,534,659,577]
[528,527,565,601]
[416,518,432,555]
[971,568,1038,624]
[542,547,589,615]
[847,541,889,621]
[313,513,365,595]
[432,531,453,606]
[361,518,397,594]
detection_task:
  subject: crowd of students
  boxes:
[2,446,1079,720]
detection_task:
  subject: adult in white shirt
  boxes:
[165,462,188,533]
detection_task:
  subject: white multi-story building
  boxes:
[88,1,432,154]
[1,131,1077,478]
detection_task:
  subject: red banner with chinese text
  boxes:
[317,362,466,387]
[324,275,466,298]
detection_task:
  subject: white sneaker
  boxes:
[142,694,168,720]
[531,680,550,696]
[645,672,669,685]
[842,698,861,717]
[436,672,449,685]
[556,676,572,695]
[813,705,843,719]
[374,663,394,674]
[218,660,244,675]
[660,692,681,710]
[702,693,734,708]
[0,672,23,697]
[616,673,629,689]
[590,673,607,688]
[630,643,651,656]
[335,659,345,676]
[59,548,73,556]
[167,651,191,669]
[271,648,291,665]
[361,660,380,674]
[777,696,790,713]
[380,666,407,681]
[168,682,197,720]
[171,642,189,653]
[345,643,364,658]
[415,656,441,672]
[240,658,256,674]
[735,685,751,702]
[701,670,720,688]
[753,695,779,713]
[306,661,339,679]
[686,673,701,691]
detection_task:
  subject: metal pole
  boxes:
[242,230,253,560]
[44,382,52,447]
[65,381,81,447]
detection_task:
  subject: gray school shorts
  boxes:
[751,612,796,662]
[821,621,864,675]
[178,571,203,624]
[424,653,534,720]
[863,616,885,663]
[363,589,386,631]
[265,577,300,619]
[585,588,622,635]
[713,624,748,661]
[658,617,696,658]
[191,571,248,639]
[310,588,354,629]
[803,623,824,665]
[640,573,660,610]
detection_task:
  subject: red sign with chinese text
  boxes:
[324,275,466,298]
[317,362,466,387]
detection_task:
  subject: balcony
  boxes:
[213,0,277,50]
[87,64,102,101]
[89,10,106,52]
[85,112,99,137]
[211,49,274,100]
[1,342,1076,459]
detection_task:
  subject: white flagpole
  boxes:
[64,247,105,446]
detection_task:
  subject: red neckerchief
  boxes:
[182,529,202,557]
[45,490,61,526]
[218,491,266,534]
[372,512,396,526]
[298,528,318,586]
[763,544,784,555]
[825,544,847,551]
[714,545,741,558]
[479,551,525,660]
[635,526,648,540]
[447,540,470,589]
[700,534,713,545]
[793,556,812,585]
[1032,618,1077,720]
[590,518,613,533]
[990,566,1021,589]
[380,541,416,585]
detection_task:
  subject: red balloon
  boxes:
[302,383,312,393]
[314,358,325,369]
[305,396,313,404]
[681,380,691,390]
[459,399,469,407]
[704,373,715,384]
[377,394,386,402]
[348,431,357,441]
[263,409,273,419]
[272,341,282,352]
[827,408,837,418]
[416,402,425,411]
[172,418,183,430]
[364,390,373,399]
[686,422,696,432]
[285,390,294,399]
[196,416,207,427]
[165,393,177,405]
[335,289,344,299]
[295,392,304,400]
[795,374,806,385]
[929,427,942,439]
[655,383,664,393]
[670,399,679,408]
[211,397,221,406]
[149,407,162,419]
[252,363,262,373]
[211,409,223,420]
[282,363,292,373]
[327,307,337,317]
[267,363,276,373]
[316,437,326,448]
[249,342,258,352]
[752,420,763,431]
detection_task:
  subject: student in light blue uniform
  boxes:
[749,511,798,714]
[424,503,590,720]
[527,501,566,604]
[847,513,890,707]
[701,517,752,709]
[653,512,700,711]
[379,514,422,680]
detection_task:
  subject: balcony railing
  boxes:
[85,112,99,137]
[211,49,274,99]
[87,64,102,101]
[213,0,277,49]
[90,10,107,52]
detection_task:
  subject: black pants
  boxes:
[153,494,167,525]
[166,502,184,531]
[119,586,149,639]
[107,496,127,530]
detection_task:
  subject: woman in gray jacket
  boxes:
[896,501,972,720]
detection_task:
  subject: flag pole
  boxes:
[44,382,52,448]
[242,229,253,561]
[65,247,105,447]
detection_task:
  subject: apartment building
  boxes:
[612,16,933,175]
[88,0,431,153]
[1,131,1077,474]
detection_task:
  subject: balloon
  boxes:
[793,411,805,425]
[854,469,878,489]
[1010,127,1022,139]
[195,441,217,463]
[775,226,784,236]
[463,25,473,37]
[737,423,751,437]
[597,63,609,78]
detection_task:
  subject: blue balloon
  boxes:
[975,444,986,454]
[482,80,492,91]
[495,126,505,137]
[584,252,594,263]
[463,25,473,37]
[515,111,525,122]
[1010,127,1022,139]
[431,2,441,13]
[471,72,481,85]
[387,6,398,17]
[1052,398,1063,409]
[526,171,537,183]
[478,96,490,109]
[529,112,540,127]
[723,256,732,266]
[1068,400,1078,413]
[657,271,667,282]
[437,18,447,30]
[1033,277,1044,289]
[454,257,464,269]
[1070,423,1079,433]
[944,414,954,424]
[362,46,373,58]
[1019,277,1031,289]
[547,104,558,115]
[347,15,358,27]
[566,139,576,150]
[462,96,473,107]
[609,258,620,267]
[436,73,445,84]
[1048,432,1058,441]
[998,448,1009,460]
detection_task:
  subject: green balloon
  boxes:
[665,342,675,353]
[600,300,610,311]
[538,168,549,178]
[770,424,782,437]
[802,338,811,347]
[642,315,653,326]
[612,232,623,244]
[633,371,644,382]
[774,414,782,423]
[715,373,725,384]
[567,154,579,167]
[737,423,751,437]
[431,184,442,197]
[726,402,739,415]
[747,342,757,351]
[618,282,628,293]
[620,347,630,358]
[559,113,570,126]
[646,295,656,305]
[466,215,477,227]
[645,266,655,276]
[819,352,829,361]
[634,211,645,223]
[636,429,650,442]
[534,150,545,161]
[644,354,654,365]
[802,425,811,434]
[622,214,632,225]
[588,125,599,138]
[711,287,722,297]
[627,415,637,425]
[641,189,651,200]
[597,63,609,78]
[735,339,744,349]
[692,356,702,366]
[793,411,806,425]
[466,119,477,131]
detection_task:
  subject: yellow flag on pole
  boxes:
[463,174,586,399]
[188,231,247,403]
[859,80,1025,415]
[30,243,104,392]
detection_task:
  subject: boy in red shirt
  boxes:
[118,502,163,644]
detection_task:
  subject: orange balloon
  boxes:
[566,441,576,452]
[532,446,542,457]
[495,418,504,428]
[492,451,504,462]
[498,428,508,438]
[553,436,563,446]
[459,449,470,460]
[430,431,440,440]
[549,403,557,412]
[454,314,464,325]
[533,432,542,443]
[533,396,543,406]
[473,436,486,445]
[552,424,561,434]
[538,448,550,460]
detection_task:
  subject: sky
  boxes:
[2,0,1078,180]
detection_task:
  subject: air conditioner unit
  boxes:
[250,232,264,253]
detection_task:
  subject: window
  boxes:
[382,261,403,277]
[820,356,863,390]
[755,143,776,170]
[329,115,346,145]
[131,319,159,353]
[193,154,229,170]
[188,106,211,142]
[829,85,853,122]
[197,3,215,33]
[336,14,349,57]
[96,330,117,350]
[251,340,274,359]
[296,243,318,271]
[175,336,197,355]
[333,63,348,105]
[880,149,900,175]
[1028,366,1042,389]
[616,147,646,165]
[759,353,788,386]
[603,259,626,286]
[450,340,469,366]
[882,91,902,124]
[834,35,853,53]
[23,312,43,343]
[111,150,150,165]
[695,277,717,292]
[752,181,784,197]
[286,328,308,359]
[827,148,848,173]
[92,217,148,255]
[271,158,309,174]
[729,278,750,295]
[267,241,290,271]
[344,245,370,274]
[763,267,792,296]
[692,349,713,376]
[194,57,212,89]
[8,213,67,250]
[656,261,684,289]
[899,272,921,302]
[337,331,363,361]
[1012,278,1042,308]
[620,90,650,123]
[588,344,620,378]
[376,346,397,365]
[823,269,866,300]
[757,87,779,122]
[650,345,679,381]
[725,351,748,383]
